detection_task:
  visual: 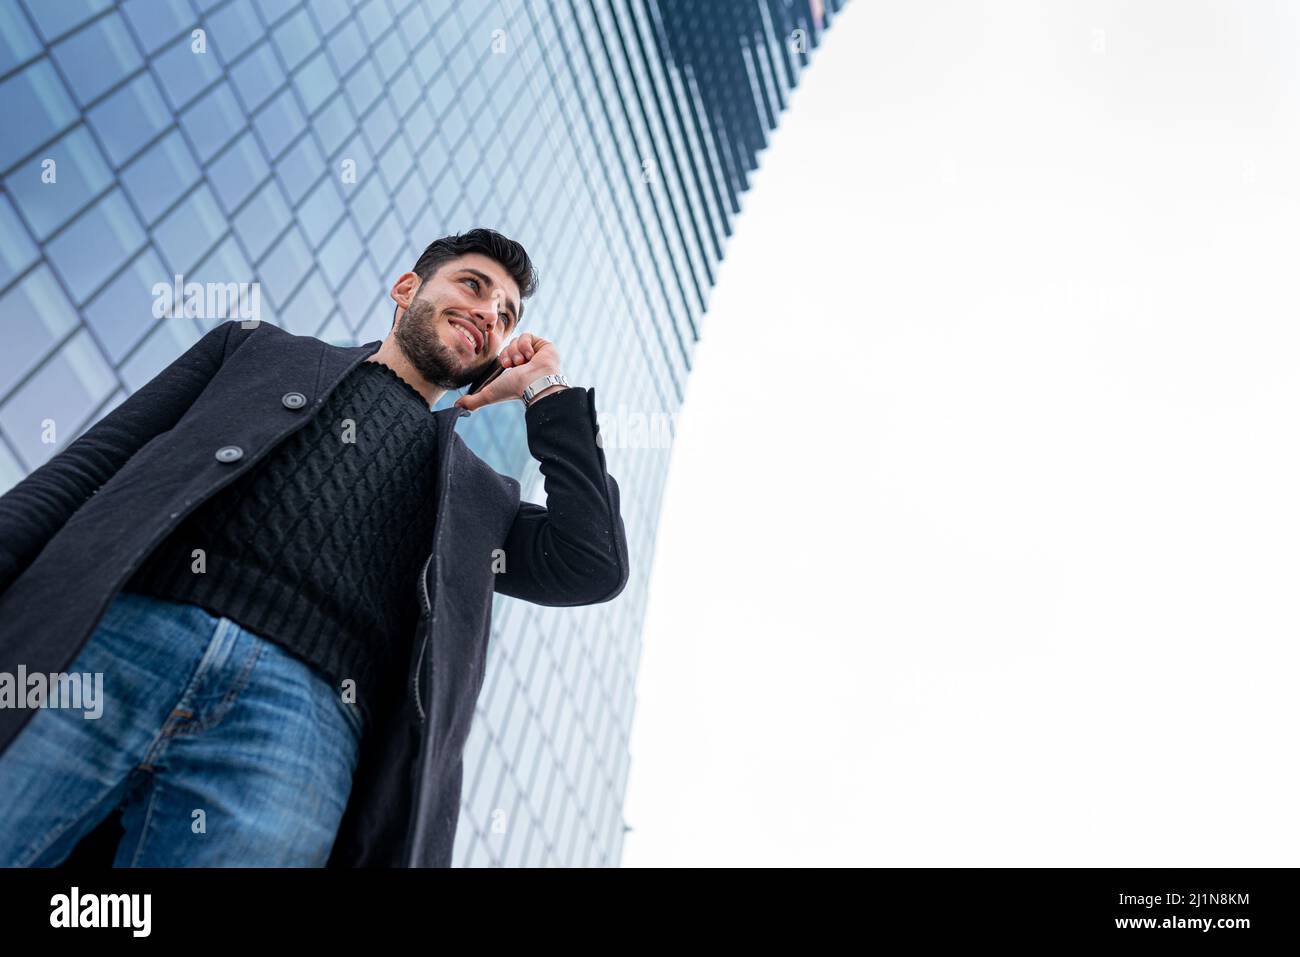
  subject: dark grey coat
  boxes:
[0,319,630,866]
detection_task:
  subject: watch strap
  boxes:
[521,373,570,406]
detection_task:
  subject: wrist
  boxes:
[521,370,568,406]
[527,383,569,405]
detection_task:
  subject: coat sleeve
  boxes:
[0,319,247,594]
[492,385,631,606]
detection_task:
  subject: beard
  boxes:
[394,294,493,390]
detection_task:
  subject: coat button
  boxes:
[281,391,307,410]
[215,445,243,463]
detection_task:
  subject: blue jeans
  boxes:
[0,590,363,866]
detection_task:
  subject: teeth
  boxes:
[456,326,476,350]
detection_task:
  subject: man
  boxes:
[0,227,630,867]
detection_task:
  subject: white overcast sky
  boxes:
[621,0,1300,866]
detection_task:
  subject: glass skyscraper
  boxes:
[0,0,841,865]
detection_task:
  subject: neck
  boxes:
[365,339,444,407]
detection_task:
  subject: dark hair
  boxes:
[397,227,538,325]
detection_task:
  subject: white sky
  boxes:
[622,0,1300,866]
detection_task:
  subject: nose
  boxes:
[470,305,498,341]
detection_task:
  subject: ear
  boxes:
[390,272,423,313]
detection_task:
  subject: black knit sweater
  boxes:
[123,358,440,732]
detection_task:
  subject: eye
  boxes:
[463,277,480,291]
[499,312,511,329]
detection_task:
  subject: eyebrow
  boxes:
[460,268,518,327]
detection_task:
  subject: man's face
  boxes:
[393,252,522,389]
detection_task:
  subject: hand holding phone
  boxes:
[455,334,563,412]
[466,357,506,396]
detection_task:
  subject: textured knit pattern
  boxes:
[123,359,440,731]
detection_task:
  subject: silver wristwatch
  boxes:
[521,373,570,406]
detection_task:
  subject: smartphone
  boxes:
[465,357,506,396]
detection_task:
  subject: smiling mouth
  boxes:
[448,317,480,353]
